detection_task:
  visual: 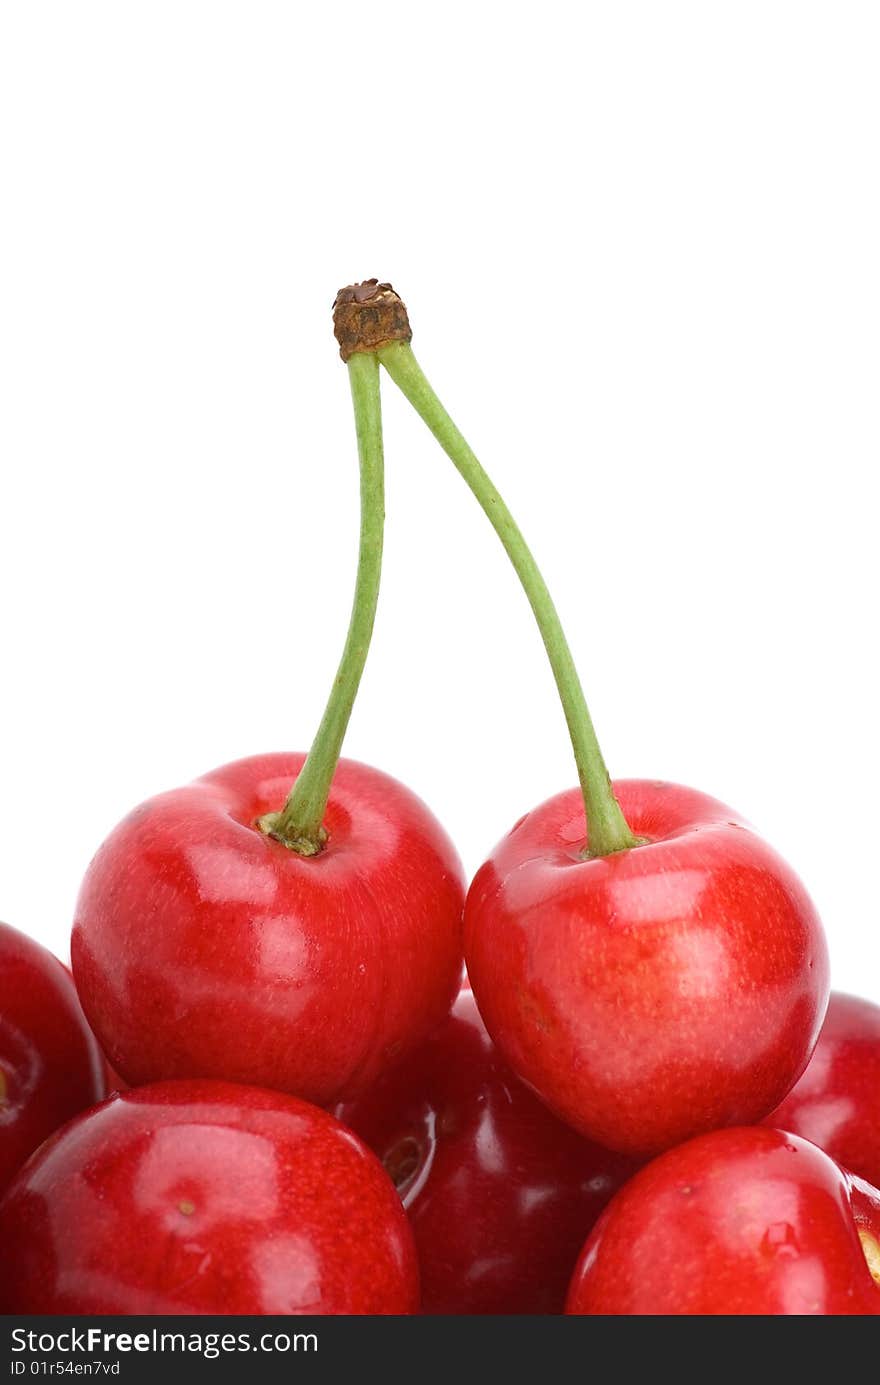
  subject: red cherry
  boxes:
[0,1079,419,1314]
[566,1126,880,1315]
[72,753,464,1104]
[0,921,105,1194]
[338,987,638,1314]
[371,305,829,1163]
[465,781,829,1157]
[765,992,880,1187]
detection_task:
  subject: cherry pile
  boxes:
[1,282,878,1317]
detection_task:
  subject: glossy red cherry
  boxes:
[0,1079,419,1314]
[765,992,880,1187]
[566,1127,880,1315]
[338,986,638,1314]
[372,302,829,1164]
[72,753,464,1104]
[0,921,105,1194]
[465,781,829,1157]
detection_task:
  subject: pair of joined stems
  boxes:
[264,341,637,859]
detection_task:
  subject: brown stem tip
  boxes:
[333,279,411,362]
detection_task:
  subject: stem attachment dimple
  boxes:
[259,350,385,853]
[378,338,639,860]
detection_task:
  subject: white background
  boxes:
[1,3,877,1002]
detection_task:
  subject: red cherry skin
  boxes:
[72,753,465,1104]
[103,1059,128,1093]
[566,1127,880,1315]
[338,987,638,1314]
[0,921,105,1194]
[765,992,880,1187]
[465,780,829,1157]
[0,1079,419,1314]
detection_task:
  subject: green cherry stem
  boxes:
[259,350,385,853]
[378,339,638,859]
